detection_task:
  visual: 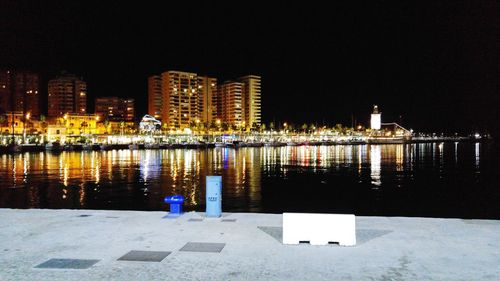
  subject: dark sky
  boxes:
[1,1,499,135]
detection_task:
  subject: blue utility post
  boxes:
[206,176,222,217]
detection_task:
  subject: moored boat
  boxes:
[45,141,62,151]
[144,143,159,149]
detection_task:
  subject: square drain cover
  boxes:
[118,250,171,262]
[221,219,237,222]
[188,218,203,222]
[180,242,225,253]
[35,258,99,269]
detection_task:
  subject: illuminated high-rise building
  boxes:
[147,70,262,129]
[148,71,199,129]
[238,75,261,129]
[0,69,40,116]
[218,81,243,127]
[48,73,87,118]
[147,75,162,120]
[95,97,135,121]
[197,76,217,124]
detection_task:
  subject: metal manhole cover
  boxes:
[179,242,225,253]
[35,258,100,269]
[117,250,171,262]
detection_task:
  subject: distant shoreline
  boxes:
[0,137,491,154]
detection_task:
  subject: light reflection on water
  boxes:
[0,142,497,218]
[370,145,381,187]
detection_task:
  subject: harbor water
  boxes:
[0,142,498,219]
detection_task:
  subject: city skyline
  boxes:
[1,1,499,135]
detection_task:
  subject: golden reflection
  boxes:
[0,143,478,210]
[396,144,404,171]
[358,145,363,176]
[12,155,17,186]
[23,155,29,183]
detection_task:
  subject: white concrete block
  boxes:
[282,213,356,246]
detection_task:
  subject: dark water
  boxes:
[1,142,499,219]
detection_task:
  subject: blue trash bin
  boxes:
[164,195,184,216]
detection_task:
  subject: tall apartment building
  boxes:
[95,97,135,121]
[148,71,199,129]
[197,76,217,124]
[147,75,162,120]
[48,73,87,118]
[148,70,261,130]
[238,75,261,128]
[0,69,40,116]
[218,81,243,127]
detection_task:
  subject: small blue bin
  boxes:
[164,195,184,215]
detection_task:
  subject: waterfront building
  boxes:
[48,72,87,118]
[197,76,217,124]
[104,121,136,135]
[139,114,161,132]
[95,97,135,122]
[56,113,99,136]
[1,111,36,135]
[148,71,199,129]
[218,81,243,128]
[148,70,261,130]
[147,75,162,120]
[0,69,40,117]
[238,75,261,129]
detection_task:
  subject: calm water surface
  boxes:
[1,143,499,219]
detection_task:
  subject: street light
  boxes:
[23,112,31,143]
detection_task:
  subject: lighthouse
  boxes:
[370,105,381,130]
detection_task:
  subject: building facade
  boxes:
[147,70,261,130]
[148,71,199,129]
[48,73,87,118]
[218,81,243,127]
[238,75,261,129]
[0,69,40,117]
[147,75,162,120]
[95,97,135,122]
[197,76,217,124]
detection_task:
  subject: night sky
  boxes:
[1,1,499,135]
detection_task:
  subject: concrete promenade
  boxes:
[0,209,499,280]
